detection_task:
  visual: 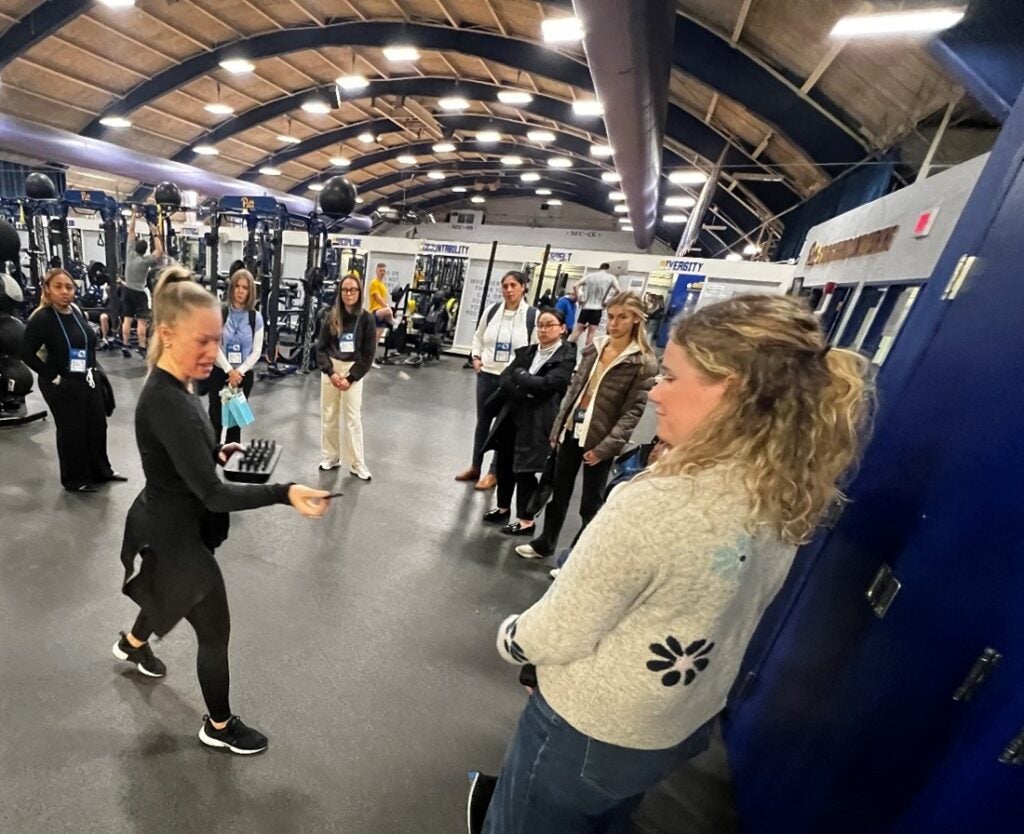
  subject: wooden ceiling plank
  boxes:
[477,57,500,87]
[752,130,773,159]
[179,0,241,37]
[341,0,368,21]
[283,0,323,26]
[437,51,461,79]
[800,39,846,95]
[83,15,181,64]
[1,82,98,116]
[483,0,508,36]
[236,0,286,30]
[389,0,409,22]
[731,0,754,44]
[45,35,147,83]
[15,56,121,97]
[705,92,719,124]
[433,0,459,28]
[132,6,213,52]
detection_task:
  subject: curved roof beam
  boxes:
[0,1,91,74]
[243,117,405,173]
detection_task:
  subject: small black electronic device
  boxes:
[223,438,282,483]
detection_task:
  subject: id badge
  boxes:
[494,341,512,364]
[227,343,243,365]
[69,348,87,374]
[340,332,355,354]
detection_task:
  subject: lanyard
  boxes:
[53,307,90,364]
[494,306,519,351]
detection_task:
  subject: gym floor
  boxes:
[0,354,736,834]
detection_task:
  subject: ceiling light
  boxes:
[219,58,254,74]
[427,171,446,180]
[397,155,417,165]
[527,130,556,143]
[535,188,552,195]
[309,183,325,192]
[99,116,131,128]
[601,171,620,183]
[572,99,604,117]
[476,130,501,143]
[193,145,219,155]
[547,156,572,168]
[498,90,533,104]
[590,144,613,157]
[433,141,456,153]
[541,16,584,43]
[520,172,540,182]
[384,45,420,62]
[337,74,369,91]
[546,199,562,206]
[743,243,762,255]
[97,0,135,7]
[302,99,332,114]
[502,156,523,166]
[330,156,351,167]
[277,134,301,144]
[355,197,364,204]
[608,191,625,201]
[831,7,965,38]
[663,213,689,223]
[451,186,467,193]
[259,166,282,176]
[204,102,234,115]
[669,169,708,185]
[438,97,470,111]
[357,131,375,143]
[726,253,743,262]
[621,225,634,232]
[665,195,697,208]
[617,217,632,224]
[613,204,629,214]
[471,196,486,203]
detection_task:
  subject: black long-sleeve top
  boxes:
[315,307,376,383]
[21,305,97,382]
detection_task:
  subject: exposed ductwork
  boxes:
[573,0,677,249]
[0,114,371,229]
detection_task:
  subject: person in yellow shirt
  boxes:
[368,262,395,353]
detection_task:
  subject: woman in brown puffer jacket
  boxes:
[515,292,658,560]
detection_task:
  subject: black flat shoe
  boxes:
[482,508,511,524]
[500,522,536,536]
[104,472,128,483]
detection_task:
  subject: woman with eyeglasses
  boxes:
[316,272,376,481]
[481,308,576,536]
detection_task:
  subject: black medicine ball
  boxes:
[154,181,182,208]
[0,355,33,398]
[24,172,57,200]
[319,176,357,218]
[0,219,20,263]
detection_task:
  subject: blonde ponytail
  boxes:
[148,265,218,372]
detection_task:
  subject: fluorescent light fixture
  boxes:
[432,141,456,153]
[520,172,541,182]
[396,154,418,165]
[302,99,332,114]
[572,99,604,117]
[831,7,966,38]
[99,116,131,128]
[547,156,572,168]
[277,134,302,144]
[204,102,234,115]
[476,130,501,143]
[613,204,629,214]
[665,195,697,208]
[498,90,533,104]
[527,130,556,143]
[309,183,325,192]
[357,131,375,143]
[219,58,254,74]
[451,186,467,193]
[541,16,584,43]
[501,156,523,166]
[608,191,625,201]
[337,74,369,91]
[438,97,470,111]
[663,213,689,223]
[617,216,632,224]
[622,225,634,232]
[427,171,446,180]
[546,199,562,206]
[590,144,613,158]
[743,243,762,255]
[330,156,351,167]
[471,196,486,203]
[384,45,420,62]
[669,169,708,185]
[601,171,621,183]
[726,253,743,262]
[259,166,282,176]
[193,145,219,155]
[535,188,552,196]
[98,0,135,7]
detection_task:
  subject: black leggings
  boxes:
[131,578,232,722]
[206,367,255,445]
[494,418,539,520]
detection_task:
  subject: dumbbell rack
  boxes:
[223,439,281,483]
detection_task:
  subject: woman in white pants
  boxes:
[316,273,376,480]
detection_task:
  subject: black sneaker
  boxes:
[111,632,166,678]
[467,771,498,834]
[198,715,268,755]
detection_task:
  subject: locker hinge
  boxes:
[999,725,1024,766]
[866,563,901,618]
[941,254,977,301]
[952,647,1002,701]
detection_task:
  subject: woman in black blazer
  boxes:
[482,308,577,535]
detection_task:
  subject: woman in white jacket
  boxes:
[455,271,537,491]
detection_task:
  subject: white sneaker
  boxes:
[549,568,561,580]
[350,464,372,481]
[318,459,341,471]
[372,361,382,369]
[515,544,544,559]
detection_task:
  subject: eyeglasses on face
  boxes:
[341,287,360,293]
[536,323,562,330]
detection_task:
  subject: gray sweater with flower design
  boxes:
[497,465,796,750]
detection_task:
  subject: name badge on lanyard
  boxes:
[340,331,355,355]
[55,309,89,375]
[494,341,512,364]
[69,348,87,374]
[227,343,243,365]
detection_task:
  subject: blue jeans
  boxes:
[483,690,714,834]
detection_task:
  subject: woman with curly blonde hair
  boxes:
[474,294,874,834]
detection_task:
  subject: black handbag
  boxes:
[94,364,115,417]
[525,450,558,517]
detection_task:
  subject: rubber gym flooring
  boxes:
[0,353,737,833]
